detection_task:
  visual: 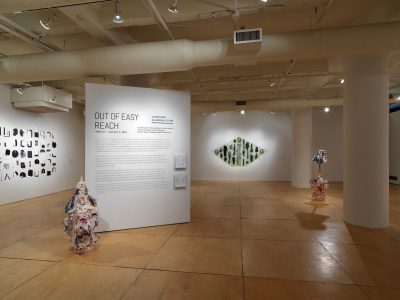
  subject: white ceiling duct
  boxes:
[1,22,400,83]
[191,97,398,113]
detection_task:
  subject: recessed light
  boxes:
[324,106,330,113]
[340,79,345,84]
[240,110,246,115]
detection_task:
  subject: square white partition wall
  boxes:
[85,83,190,231]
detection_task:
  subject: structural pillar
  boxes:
[291,108,312,188]
[343,54,389,228]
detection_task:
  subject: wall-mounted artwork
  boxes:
[214,137,265,167]
[0,125,57,182]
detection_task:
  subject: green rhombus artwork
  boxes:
[214,137,265,167]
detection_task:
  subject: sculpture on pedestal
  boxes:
[310,149,329,201]
[64,176,99,254]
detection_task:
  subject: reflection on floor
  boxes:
[0,182,400,299]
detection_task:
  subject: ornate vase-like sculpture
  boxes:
[64,177,99,254]
[310,150,329,201]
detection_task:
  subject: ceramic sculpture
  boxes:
[64,176,99,254]
[310,149,329,201]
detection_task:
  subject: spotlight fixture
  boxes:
[324,106,330,113]
[270,111,276,115]
[15,83,31,95]
[212,112,217,117]
[240,109,246,115]
[396,95,400,101]
[113,0,124,24]
[39,14,57,30]
[270,81,276,87]
[261,0,269,2]
[340,78,345,84]
[168,0,178,13]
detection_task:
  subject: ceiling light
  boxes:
[212,112,217,117]
[113,0,124,24]
[39,14,57,30]
[340,79,345,84]
[324,106,330,113]
[270,111,275,115]
[396,95,400,101]
[270,81,276,87]
[168,0,178,13]
[40,19,51,30]
[15,83,31,95]
[240,109,246,115]
[261,0,269,2]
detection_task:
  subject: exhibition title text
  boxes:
[94,112,139,130]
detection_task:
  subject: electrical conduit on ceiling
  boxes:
[1,22,400,83]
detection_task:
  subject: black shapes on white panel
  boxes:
[214,137,265,167]
[0,125,57,182]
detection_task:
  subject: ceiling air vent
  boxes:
[236,100,247,106]
[234,28,262,44]
[233,28,262,52]
[11,85,72,113]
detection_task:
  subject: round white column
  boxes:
[291,108,312,188]
[343,54,389,228]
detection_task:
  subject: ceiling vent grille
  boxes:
[236,100,247,106]
[234,28,262,44]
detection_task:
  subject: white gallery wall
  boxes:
[86,84,190,231]
[191,111,292,181]
[191,108,344,182]
[0,84,85,205]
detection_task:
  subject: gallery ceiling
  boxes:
[0,0,400,107]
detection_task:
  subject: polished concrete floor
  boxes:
[0,182,400,299]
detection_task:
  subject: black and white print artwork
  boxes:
[214,137,265,167]
[0,126,57,182]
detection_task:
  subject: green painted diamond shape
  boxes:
[214,137,265,167]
